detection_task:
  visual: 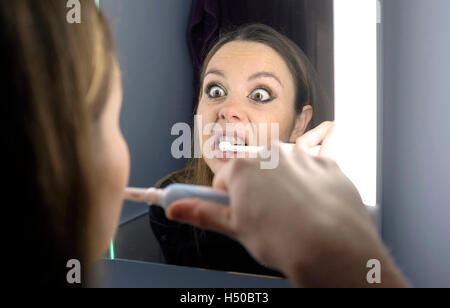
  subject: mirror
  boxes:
[102,0,377,279]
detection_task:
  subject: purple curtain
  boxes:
[188,0,220,73]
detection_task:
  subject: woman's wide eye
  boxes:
[207,85,226,99]
[249,88,273,103]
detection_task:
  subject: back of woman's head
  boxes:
[0,0,115,286]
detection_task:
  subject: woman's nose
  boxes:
[218,100,247,123]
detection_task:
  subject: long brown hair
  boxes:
[1,0,115,286]
[187,23,325,186]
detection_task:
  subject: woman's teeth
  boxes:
[219,136,246,147]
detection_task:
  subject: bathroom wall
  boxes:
[382,0,450,287]
[102,0,194,223]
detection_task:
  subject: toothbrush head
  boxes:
[124,187,163,205]
[219,141,263,154]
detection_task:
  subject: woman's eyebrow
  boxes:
[248,72,283,88]
[204,69,225,78]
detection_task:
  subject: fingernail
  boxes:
[165,208,174,220]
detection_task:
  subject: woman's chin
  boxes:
[206,150,255,174]
[205,157,230,175]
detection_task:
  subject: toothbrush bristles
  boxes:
[219,141,263,154]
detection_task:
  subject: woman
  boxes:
[2,1,129,286]
[149,24,329,277]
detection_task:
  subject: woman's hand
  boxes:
[296,121,336,160]
[166,144,409,288]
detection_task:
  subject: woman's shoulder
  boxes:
[153,166,194,189]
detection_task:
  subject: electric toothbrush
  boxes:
[125,142,295,209]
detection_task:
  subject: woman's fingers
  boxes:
[304,145,321,156]
[296,121,333,149]
[166,198,235,238]
[318,123,336,159]
[296,121,335,159]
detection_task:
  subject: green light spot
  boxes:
[109,240,115,260]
